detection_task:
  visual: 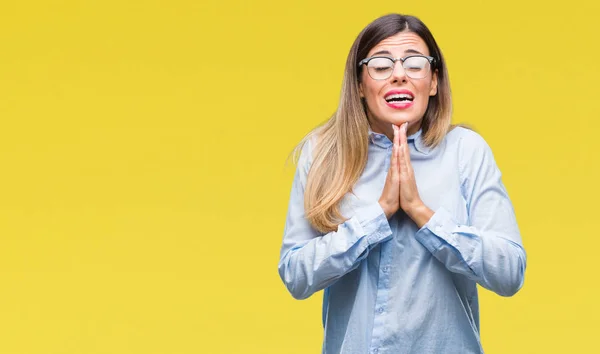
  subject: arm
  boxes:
[414,133,527,297]
[278,138,393,300]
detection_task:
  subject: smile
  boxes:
[384,90,414,109]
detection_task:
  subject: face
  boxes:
[359,31,438,137]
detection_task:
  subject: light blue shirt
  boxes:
[278,126,527,354]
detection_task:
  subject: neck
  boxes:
[369,118,422,141]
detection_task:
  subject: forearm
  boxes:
[415,207,526,296]
[279,203,393,300]
[406,201,434,228]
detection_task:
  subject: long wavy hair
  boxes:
[290,14,455,234]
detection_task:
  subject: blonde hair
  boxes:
[290,14,455,234]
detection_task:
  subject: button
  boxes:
[372,348,379,354]
[377,307,384,314]
[382,266,389,273]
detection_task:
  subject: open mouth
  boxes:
[384,93,414,103]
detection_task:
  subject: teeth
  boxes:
[386,93,413,101]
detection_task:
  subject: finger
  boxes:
[404,140,414,174]
[403,132,411,169]
[400,122,408,146]
[405,124,416,174]
[398,137,408,175]
[391,125,400,178]
[397,124,405,170]
[400,123,412,172]
[393,141,402,178]
[395,125,403,174]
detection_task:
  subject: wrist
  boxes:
[406,201,434,228]
[378,200,396,219]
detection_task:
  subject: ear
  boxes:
[429,69,438,96]
[359,81,365,98]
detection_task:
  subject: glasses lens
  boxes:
[367,58,394,80]
[403,56,430,79]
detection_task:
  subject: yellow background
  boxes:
[0,0,598,353]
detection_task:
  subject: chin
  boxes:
[391,112,425,124]
[389,116,417,125]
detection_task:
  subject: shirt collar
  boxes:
[368,125,432,154]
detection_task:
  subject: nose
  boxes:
[390,60,408,83]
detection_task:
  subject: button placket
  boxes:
[371,244,392,353]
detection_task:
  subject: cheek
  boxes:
[416,81,434,100]
[364,81,383,100]
[362,85,383,115]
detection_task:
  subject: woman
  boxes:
[278,14,526,354]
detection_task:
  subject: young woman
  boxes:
[278,14,526,354]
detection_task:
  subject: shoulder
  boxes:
[444,126,498,176]
[444,125,495,162]
[296,131,320,172]
[445,126,491,152]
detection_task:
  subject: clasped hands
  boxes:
[378,123,434,228]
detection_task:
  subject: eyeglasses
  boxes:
[358,55,435,80]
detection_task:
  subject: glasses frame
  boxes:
[358,55,436,80]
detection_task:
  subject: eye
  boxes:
[367,57,394,72]
[403,57,428,72]
[373,66,392,72]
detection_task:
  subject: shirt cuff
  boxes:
[414,206,458,253]
[352,202,393,245]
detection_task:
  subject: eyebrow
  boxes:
[371,48,425,56]
[404,49,424,55]
[371,50,393,56]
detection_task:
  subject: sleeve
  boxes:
[414,132,527,297]
[278,137,393,300]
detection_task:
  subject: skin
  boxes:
[359,31,438,139]
[358,31,437,227]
